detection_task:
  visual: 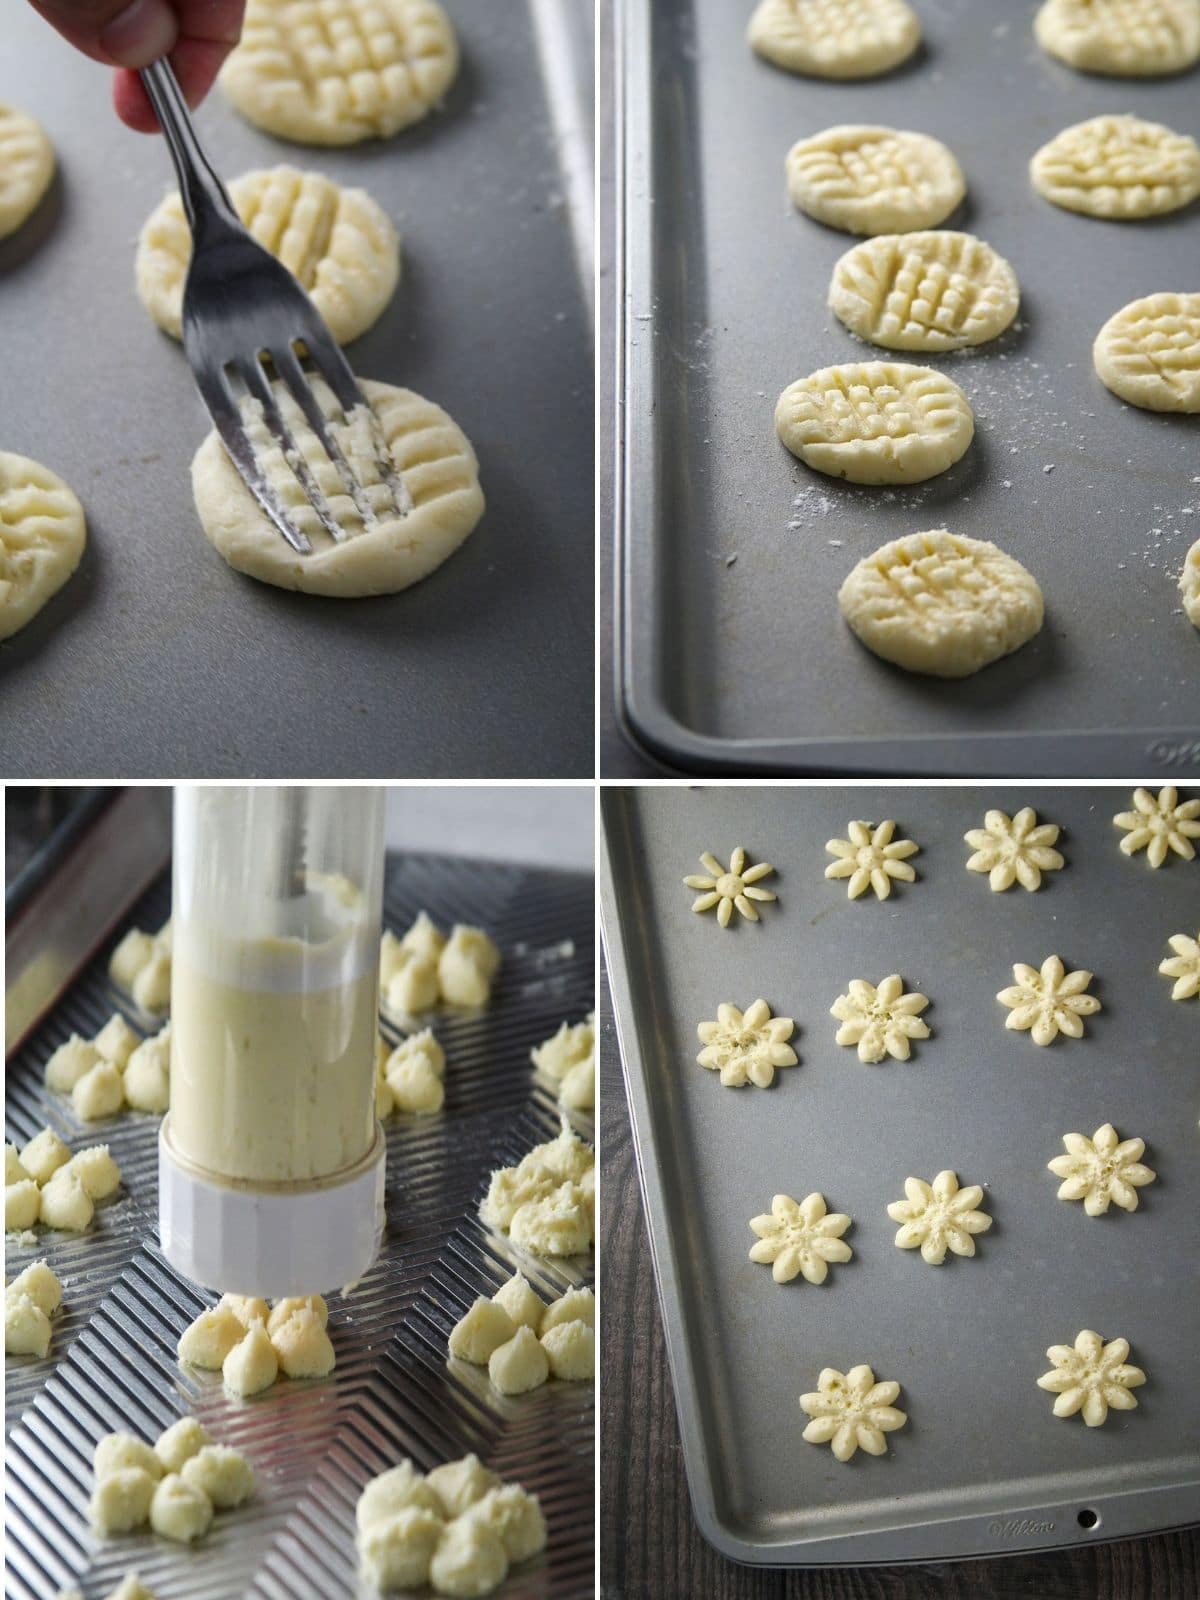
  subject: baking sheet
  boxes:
[616,0,1200,774]
[0,0,593,779]
[4,850,595,1598]
[600,785,1200,1564]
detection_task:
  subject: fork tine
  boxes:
[194,367,312,556]
[269,343,389,533]
[301,328,413,516]
[237,358,348,545]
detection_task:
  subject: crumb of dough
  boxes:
[103,1575,158,1600]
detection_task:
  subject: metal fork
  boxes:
[139,58,408,554]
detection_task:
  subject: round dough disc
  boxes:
[191,378,484,596]
[1031,115,1200,219]
[828,231,1020,352]
[1033,0,1200,75]
[1181,538,1200,627]
[137,166,400,343]
[219,0,460,146]
[0,451,86,641]
[748,0,920,79]
[838,528,1045,677]
[0,102,55,240]
[1093,292,1200,412]
[776,361,975,485]
[787,125,965,235]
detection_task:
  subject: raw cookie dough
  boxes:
[695,999,798,1088]
[272,1305,336,1376]
[492,1272,545,1332]
[828,231,1019,351]
[124,1024,171,1113]
[95,1433,164,1482]
[965,808,1064,891]
[825,819,918,900]
[487,1325,549,1396]
[109,920,172,1011]
[748,1192,853,1284]
[384,1029,446,1115]
[531,1014,596,1112]
[1031,114,1200,219]
[1113,785,1200,864]
[1033,0,1200,75]
[540,1319,593,1381]
[220,0,460,145]
[149,1474,214,1542]
[799,1364,907,1460]
[786,125,964,235]
[1093,292,1200,412]
[448,1297,517,1364]
[0,103,55,239]
[44,1034,100,1094]
[191,378,484,596]
[177,1303,246,1368]
[5,1260,62,1357]
[426,1455,499,1518]
[180,1445,255,1507]
[1160,930,1200,999]
[1036,1330,1146,1425]
[138,166,399,343]
[683,847,777,927]
[886,1171,992,1263]
[356,1460,443,1530]
[154,1417,211,1474]
[997,955,1101,1044]
[19,1128,70,1186]
[222,1319,279,1396]
[91,1469,159,1535]
[72,1060,124,1120]
[94,1014,140,1069]
[5,1179,41,1232]
[38,1168,94,1231]
[838,529,1045,677]
[438,925,501,1007]
[0,451,86,642]
[429,1519,508,1598]
[831,975,929,1063]
[539,1285,594,1333]
[776,363,974,485]
[1049,1124,1156,1212]
[749,0,920,79]
[463,1485,546,1564]
[1182,538,1200,625]
[480,1120,594,1259]
[380,928,440,1013]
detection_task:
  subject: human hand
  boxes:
[27,0,245,132]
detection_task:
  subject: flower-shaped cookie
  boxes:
[1113,786,1200,868]
[1037,1330,1146,1427]
[1159,931,1200,1001]
[748,1193,853,1285]
[964,807,1064,892]
[1048,1124,1156,1215]
[799,1365,907,1462]
[886,1171,992,1264]
[695,1000,797,1088]
[684,848,777,927]
[831,975,930,1063]
[997,956,1100,1045]
[824,820,920,901]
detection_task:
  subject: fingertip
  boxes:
[113,69,161,132]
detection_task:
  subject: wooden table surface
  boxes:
[598,969,1199,1600]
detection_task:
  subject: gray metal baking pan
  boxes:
[0,0,593,779]
[599,784,1200,1565]
[5,841,594,1598]
[614,0,1200,775]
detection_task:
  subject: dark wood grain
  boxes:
[598,964,1200,1600]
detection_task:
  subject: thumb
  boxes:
[28,0,179,68]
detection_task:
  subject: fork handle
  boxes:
[139,58,241,240]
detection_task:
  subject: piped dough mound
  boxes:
[0,103,55,240]
[1034,0,1200,76]
[0,451,86,642]
[191,378,484,596]
[1093,292,1200,412]
[749,0,920,79]
[837,528,1044,677]
[787,125,964,235]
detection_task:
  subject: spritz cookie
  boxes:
[1159,930,1200,999]
[0,451,86,641]
[749,0,920,80]
[0,103,55,240]
[1182,539,1200,625]
[799,1365,907,1460]
[829,232,1019,352]
[786,125,964,235]
[1113,785,1200,864]
[1048,1124,1156,1212]
[748,1193,852,1285]
[1031,115,1200,220]
[838,530,1044,678]
[965,808,1064,891]
[191,378,483,596]
[220,0,460,146]
[1093,293,1200,412]
[137,167,400,344]
[775,363,974,485]
[997,955,1100,1045]
[1036,1330,1145,1426]
[1034,0,1200,76]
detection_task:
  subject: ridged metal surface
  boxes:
[5,852,595,1600]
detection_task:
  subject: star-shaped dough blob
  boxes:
[825,819,920,900]
[886,1170,992,1264]
[964,807,1063,891]
[1113,785,1200,868]
[1037,1330,1146,1427]
[684,848,777,927]
[1048,1124,1156,1215]
[997,955,1100,1045]
[1159,930,1200,1000]
[831,975,930,1063]
[748,1192,853,1285]
[799,1365,907,1461]
[696,1000,798,1088]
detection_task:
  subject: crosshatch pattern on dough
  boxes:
[0,451,86,642]
[1031,115,1200,219]
[748,0,920,79]
[787,125,965,235]
[828,232,1020,352]
[1034,0,1200,75]
[1093,292,1200,412]
[0,102,55,240]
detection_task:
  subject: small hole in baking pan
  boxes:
[1077,1509,1100,1530]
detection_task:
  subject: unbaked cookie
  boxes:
[220,0,459,145]
[1093,292,1200,412]
[776,363,974,485]
[749,0,920,79]
[748,1192,852,1284]
[831,974,929,1063]
[1048,1124,1156,1213]
[1031,115,1200,219]
[786,125,964,235]
[191,378,483,596]
[684,847,776,926]
[997,955,1100,1045]
[1182,539,1200,625]
[965,808,1064,891]
[695,999,798,1088]
[1159,930,1200,999]
[799,1364,907,1460]
[1033,0,1200,75]
[137,167,399,344]
[838,529,1044,678]
[0,451,86,642]
[1113,785,1200,864]
[886,1171,992,1264]
[824,819,919,899]
[828,232,1020,351]
[0,103,55,240]
[1036,1330,1146,1426]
